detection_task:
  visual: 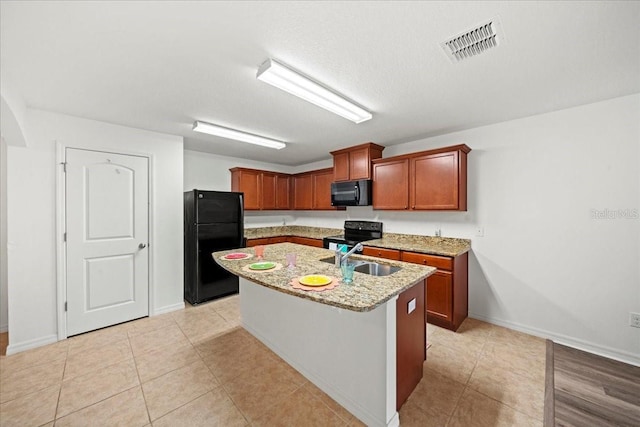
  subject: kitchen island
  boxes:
[214,243,435,427]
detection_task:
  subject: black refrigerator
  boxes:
[184,190,244,304]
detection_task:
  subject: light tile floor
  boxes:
[0,295,545,426]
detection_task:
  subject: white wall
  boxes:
[185,94,640,364]
[0,137,8,332]
[184,150,297,227]
[6,109,184,354]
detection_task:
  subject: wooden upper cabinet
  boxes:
[372,158,410,210]
[292,168,335,210]
[230,168,261,210]
[411,148,467,210]
[372,144,470,211]
[275,174,291,210]
[261,172,277,210]
[312,168,334,209]
[230,167,290,211]
[330,142,384,182]
[293,173,313,210]
[333,152,350,182]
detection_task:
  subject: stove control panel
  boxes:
[344,220,383,232]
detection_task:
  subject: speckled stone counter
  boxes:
[214,242,435,312]
[244,225,342,240]
[363,233,471,257]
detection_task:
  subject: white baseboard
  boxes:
[469,312,640,367]
[5,334,58,356]
[0,323,7,333]
[152,301,185,316]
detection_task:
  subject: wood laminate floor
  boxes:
[551,342,640,427]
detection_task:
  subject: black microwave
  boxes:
[331,179,372,207]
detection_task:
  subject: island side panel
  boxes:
[239,277,399,427]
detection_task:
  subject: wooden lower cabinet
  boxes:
[424,271,453,322]
[362,246,401,260]
[288,236,324,248]
[401,251,468,331]
[396,280,425,410]
[245,238,268,247]
[246,236,323,248]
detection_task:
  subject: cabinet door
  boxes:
[275,174,291,210]
[372,159,409,210]
[293,174,313,209]
[261,172,277,210]
[349,146,371,180]
[411,151,460,210]
[426,271,453,322]
[396,280,425,410]
[313,169,334,210]
[362,246,401,260]
[333,152,350,182]
[232,169,261,210]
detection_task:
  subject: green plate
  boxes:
[248,262,276,271]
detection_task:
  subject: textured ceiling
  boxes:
[1,1,639,165]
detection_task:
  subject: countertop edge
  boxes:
[361,240,471,257]
[213,243,435,313]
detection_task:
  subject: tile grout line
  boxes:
[52,341,71,422]
[441,329,491,426]
[129,327,153,426]
[462,333,545,423]
[195,348,252,426]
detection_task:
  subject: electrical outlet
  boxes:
[435,227,441,237]
[630,312,640,328]
[475,226,484,237]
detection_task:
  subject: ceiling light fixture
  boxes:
[257,58,372,124]
[192,121,286,150]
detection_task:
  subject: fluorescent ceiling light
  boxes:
[257,59,372,124]
[192,121,286,150]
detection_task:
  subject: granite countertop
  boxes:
[245,226,471,257]
[244,225,342,240]
[362,233,471,257]
[214,242,435,312]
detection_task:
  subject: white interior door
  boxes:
[65,148,149,336]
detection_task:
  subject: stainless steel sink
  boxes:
[319,257,367,267]
[353,262,401,277]
[318,257,401,277]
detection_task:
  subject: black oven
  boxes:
[322,220,383,253]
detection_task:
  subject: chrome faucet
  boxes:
[340,243,363,266]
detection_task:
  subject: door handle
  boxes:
[138,243,147,250]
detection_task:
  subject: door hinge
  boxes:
[63,232,67,242]
[64,302,67,312]
[61,162,67,172]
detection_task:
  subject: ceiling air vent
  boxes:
[441,18,503,63]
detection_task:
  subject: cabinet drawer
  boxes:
[246,238,269,247]
[290,236,324,248]
[362,246,401,260]
[267,236,287,244]
[401,252,453,270]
